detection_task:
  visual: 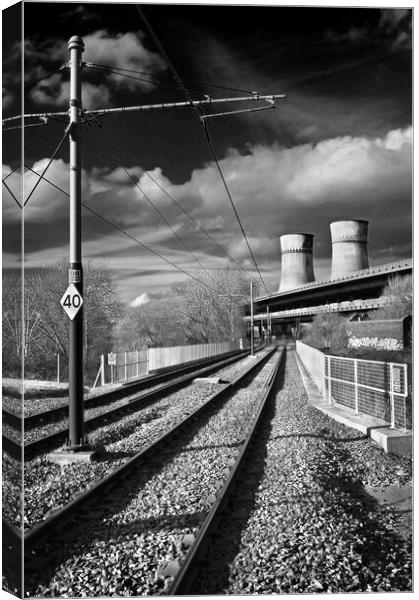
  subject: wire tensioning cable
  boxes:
[2,178,22,208]
[85,61,256,95]
[3,121,50,132]
[24,164,67,196]
[89,119,209,273]
[23,128,69,207]
[23,163,245,305]
[136,4,270,295]
[2,164,21,182]
[91,117,261,287]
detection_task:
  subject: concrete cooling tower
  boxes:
[330,220,369,279]
[278,233,315,292]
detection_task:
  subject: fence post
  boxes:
[101,354,105,386]
[56,354,60,383]
[124,351,128,381]
[354,359,359,415]
[136,350,139,378]
[389,364,395,429]
[327,356,332,405]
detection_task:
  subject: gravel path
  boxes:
[23,352,266,529]
[191,350,412,594]
[25,351,279,597]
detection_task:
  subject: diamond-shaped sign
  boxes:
[60,283,83,320]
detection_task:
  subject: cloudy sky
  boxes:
[2,2,412,304]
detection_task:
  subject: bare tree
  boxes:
[3,261,121,379]
[375,274,412,320]
[115,268,251,351]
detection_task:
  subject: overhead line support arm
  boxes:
[3,94,286,126]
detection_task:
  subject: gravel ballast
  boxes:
[22,352,266,529]
[25,350,279,597]
[191,350,412,595]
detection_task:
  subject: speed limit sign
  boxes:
[60,283,83,320]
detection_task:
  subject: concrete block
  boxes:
[47,447,97,465]
[193,377,222,384]
[370,427,412,457]
[295,350,412,457]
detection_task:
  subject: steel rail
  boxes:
[3,350,250,460]
[169,347,284,595]
[2,432,21,456]
[2,349,248,431]
[5,346,277,553]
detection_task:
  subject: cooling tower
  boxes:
[278,233,315,292]
[330,220,369,279]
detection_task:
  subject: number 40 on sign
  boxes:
[60,283,83,320]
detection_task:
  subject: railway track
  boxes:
[17,347,284,597]
[4,347,279,565]
[3,349,249,460]
[169,349,284,595]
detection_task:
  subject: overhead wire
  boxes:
[90,117,261,287]
[23,128,69,207]
[199,118,269,295]
[85,61,255,95]
[136,4,270,295]
[22,162,245,305]
[86,64,204,96]
[87,119,208,272]
[24,66,65,92]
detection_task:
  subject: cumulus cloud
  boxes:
[81,29,166,88]
[24,29,166,108]
[30,76,111,110]
[3,126,412,294]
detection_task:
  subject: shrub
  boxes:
[302,313,349,353]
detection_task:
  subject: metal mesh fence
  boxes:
[357,387,390,422]
[148,341,240,371]
[325,355,409,431]
[107,342,241,384]
[112,350,148,383]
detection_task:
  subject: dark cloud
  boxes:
[324,27,368,45]
[2,5,412,299]
[379,9,412,52]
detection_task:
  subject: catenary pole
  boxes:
[250,282,254,356]
[67,36,85,449]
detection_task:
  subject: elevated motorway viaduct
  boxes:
[246,258,412,329]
